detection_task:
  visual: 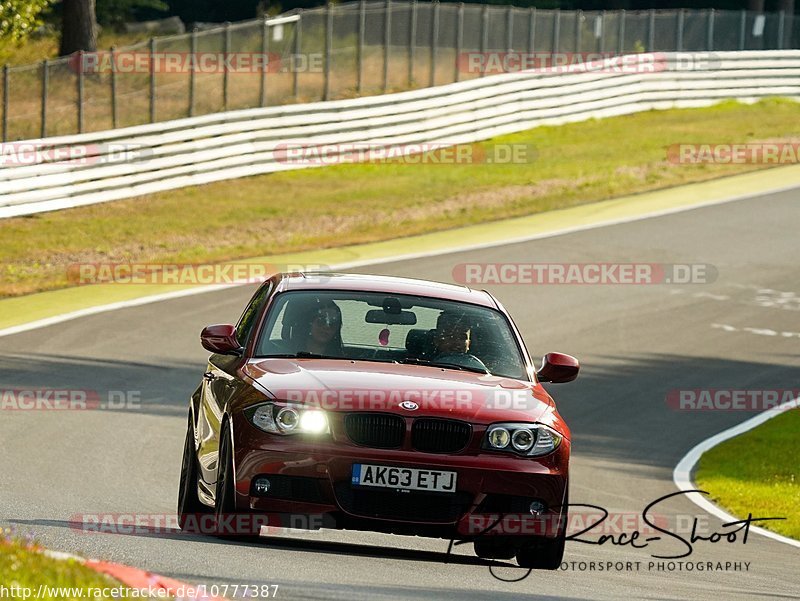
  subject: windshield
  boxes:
[254,290,529,380]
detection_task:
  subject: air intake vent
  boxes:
[412,418,472,453]
[344,413,405,448]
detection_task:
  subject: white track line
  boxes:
[673,396,800,549]
[2,179,799,340]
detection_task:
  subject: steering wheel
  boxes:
[435,353,490,373]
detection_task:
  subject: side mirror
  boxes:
[537,352,580,383]
[200,324,243,355]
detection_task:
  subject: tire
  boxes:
[515,532,565,570]
[515,486,568,570]
[474,538,517,560]
[177,414,211,532]
[213,420,245,538]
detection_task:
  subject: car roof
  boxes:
[275,272,498,309]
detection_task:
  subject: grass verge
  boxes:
[2,98,800,298]
[695,408,800,540]
[0,535,126,599]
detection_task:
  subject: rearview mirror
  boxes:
[537,352,579,383]
[365,309,417,325]
[200,324,243,355]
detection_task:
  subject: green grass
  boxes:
[0,535,126,598]
[1,98,799,298]
[696,409,800,540]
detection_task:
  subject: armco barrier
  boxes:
[1,50,799,219]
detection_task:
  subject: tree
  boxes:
[60,0,98,55]
[0,0,56,42]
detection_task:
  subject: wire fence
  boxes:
[2,1,799,142]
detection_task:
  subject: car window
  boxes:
[235,280,274,346]
[254,290,528,380]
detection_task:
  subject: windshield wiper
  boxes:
[265,352,347,360]
[397,357,489,374]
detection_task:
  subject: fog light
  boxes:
[529,501,547,515]
[254,478,271,495]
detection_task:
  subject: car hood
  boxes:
[242,358,553,425]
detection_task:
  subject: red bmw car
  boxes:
[178,272,579,569]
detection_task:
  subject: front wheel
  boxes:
[516,486,568,570]
[213,420,246,538]
[177,414,211,532]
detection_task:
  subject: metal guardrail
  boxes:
[2,2,799,142]
[0,50,799,219]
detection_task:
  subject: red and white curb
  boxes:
[41,548,227,600]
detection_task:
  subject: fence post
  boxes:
[260,19,269,107]
[77,51,85,133]
[110,47,118,128]
[599,11,605,53]
[149,38,156,123]
[429,1,439,87]
[189,30,197,116]
[223,22,231,111]
[325,2,334,100]
[408,0,417,86]
[647,9,655,51]
[575,9,582,54]
[382,0,391,93]
[676,10,684,52]
[454,2,463,82]
[553,9,560,54]
[506,5,514,53]
[707,9,715,51]
[480,4,488,77]
[293,12,302,100]
[40,59,48,138]
[357,0,365,93]
[618,9,625,54]
[777,10,785,49]
[528,7,536,54]
[739,10,747,50]
[1,65,7,142]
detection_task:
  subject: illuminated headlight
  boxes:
[483,423,562,456]
[246,403,329,435]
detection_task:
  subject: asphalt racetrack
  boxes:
[1,189,798,600]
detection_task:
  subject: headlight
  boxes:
[482,423,562,456]
[246,403,329,435]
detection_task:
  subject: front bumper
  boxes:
[232,417,569,540]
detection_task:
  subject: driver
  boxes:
[432,311,488,372]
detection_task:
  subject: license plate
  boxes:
[351,463,457,493]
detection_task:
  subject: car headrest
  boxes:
[405,328,433,357]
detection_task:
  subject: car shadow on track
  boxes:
[9,518,511,569]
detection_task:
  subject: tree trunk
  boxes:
[60,0,97,56]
